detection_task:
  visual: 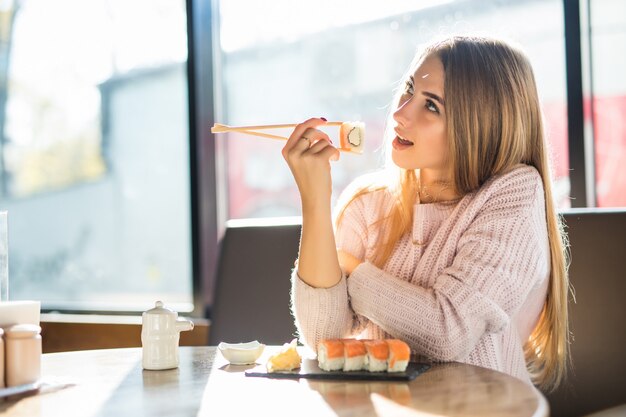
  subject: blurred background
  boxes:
[0,0,624,313]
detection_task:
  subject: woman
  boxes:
[282,35,570,391]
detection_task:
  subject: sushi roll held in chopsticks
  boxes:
[339,121,365,154]
[210,121,365,154]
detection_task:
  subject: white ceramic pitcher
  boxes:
[141,301,194,370]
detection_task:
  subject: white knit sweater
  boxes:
[291,164,550,384]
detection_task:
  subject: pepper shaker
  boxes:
[5,324,42,387]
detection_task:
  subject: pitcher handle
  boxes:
[176,317,194,332]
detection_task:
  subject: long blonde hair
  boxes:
[337,36,570,391]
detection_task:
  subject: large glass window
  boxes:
[0,0,193,312]
[587,0,626,207]
[2,0,615,316]
[216,0,570,219]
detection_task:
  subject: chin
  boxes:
[391,149,419,170]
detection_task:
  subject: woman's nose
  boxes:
[393,97,413,127]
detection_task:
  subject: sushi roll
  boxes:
[342,339,367,371]
[363,339,389,372]
[339,121,365,153]
[317,339,345,371]
[386,339,411,372]
[318,338,411,373]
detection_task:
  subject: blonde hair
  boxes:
[336,35,570,391]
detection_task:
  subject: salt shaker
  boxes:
[0,327,5,388]
[5,324,42,387]
[141,301,194,370]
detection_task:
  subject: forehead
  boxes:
[412,54,444,91]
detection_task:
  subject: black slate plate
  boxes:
[245,359,430,381]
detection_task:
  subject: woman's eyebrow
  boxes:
[422,91,445,106]
[410,75,445,105]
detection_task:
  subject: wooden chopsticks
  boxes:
[210,122,358,153]
[211,122,343,133]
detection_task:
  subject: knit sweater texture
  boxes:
[291,164,550,384]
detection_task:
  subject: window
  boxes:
[0,0,193,312]
[586,0,626,207]
[216,0,570,220]
[1,0,620,317]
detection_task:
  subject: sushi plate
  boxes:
[245,359,430,381]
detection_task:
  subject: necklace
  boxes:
[417,181,449,204]
[417,181,463,205]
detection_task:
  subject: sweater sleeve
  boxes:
[290,192,372,351]
[347,172,549,361]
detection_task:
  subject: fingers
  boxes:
[280,118,339,204]
[293,135,339,164]
[282,118,327,156]
[291,133,312,154]
[290,127,326,154]
[308,136,340,161]
[283,120,339,163]
[303,127,332,147]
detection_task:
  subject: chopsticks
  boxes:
[211,122,343,133]
[215,128,289,141]
[210,122,358,153]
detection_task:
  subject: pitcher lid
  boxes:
[144,300,176,316]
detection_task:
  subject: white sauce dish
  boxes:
[218,341,265,365]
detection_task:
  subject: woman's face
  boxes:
[391,53,448,177]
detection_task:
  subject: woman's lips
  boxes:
[392,135,414,150]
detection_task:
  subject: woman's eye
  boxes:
[425,99,440,114]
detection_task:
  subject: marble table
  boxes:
[0,346,548,417]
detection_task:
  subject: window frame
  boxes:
[564,0,596,208]
[187,0,221,318]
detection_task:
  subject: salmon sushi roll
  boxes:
[386,339,411,372]
[317,339,345,371]
[339,121,365,153]
[342,339,367,371]
[363,339,389,372]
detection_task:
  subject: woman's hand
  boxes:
[283,118,342,288]
[282,118,340,207]
[337,249,363,277]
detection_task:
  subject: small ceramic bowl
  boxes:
[218,340,266,365]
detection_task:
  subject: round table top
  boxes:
[1,346,548,417]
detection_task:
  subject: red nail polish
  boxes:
[320,117,327,121]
